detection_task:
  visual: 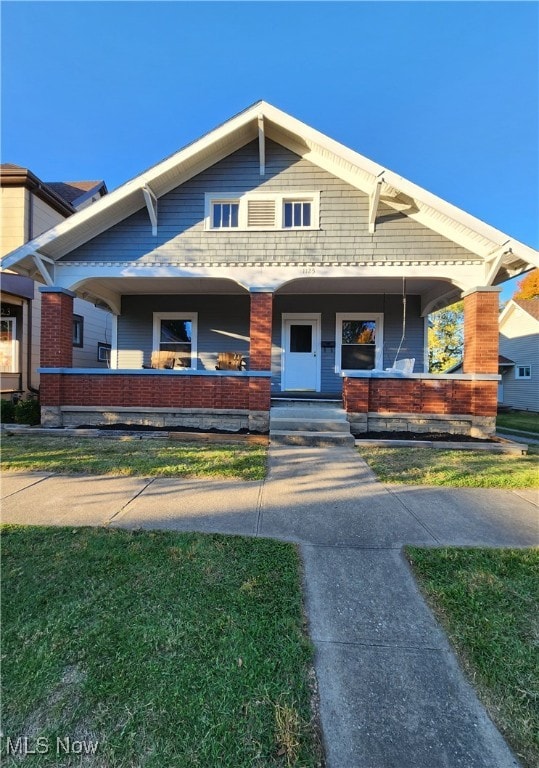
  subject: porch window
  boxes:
[152,313,198,369]
[0,317,17,372]
[335,313,384,372]
[73,315,84,348]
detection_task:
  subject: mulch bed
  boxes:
[360,431,493,443]
[77,423,264,435]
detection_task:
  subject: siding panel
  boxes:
[64,140,476,266]
[117,293,425,394]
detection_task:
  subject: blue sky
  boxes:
[1,1,538,300]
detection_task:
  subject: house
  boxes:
[1,102,537,436]
[498,298,539,411]
[0,164,110,397]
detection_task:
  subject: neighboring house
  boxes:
[1,102,538,435]
[0,164,111,397]
[498,298,539,411]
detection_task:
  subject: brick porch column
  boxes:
[39,287,75,368]
[249,291,273,370]
[462,287,500,374]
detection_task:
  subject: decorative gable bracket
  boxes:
[484,242,511,285]
[31,251,54,286]
[142,184,158,236]
[368,177,383,234]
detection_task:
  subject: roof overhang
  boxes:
[2,101,538,282]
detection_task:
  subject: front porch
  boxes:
[37,278,502,437]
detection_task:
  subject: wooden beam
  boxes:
[31,252,54,286]
[368,180,382,234]
[142,184,158,236]
[484,243,511,285]
[258,114,265,176]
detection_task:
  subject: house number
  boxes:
[301,268,316,275]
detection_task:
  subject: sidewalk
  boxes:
[2,446,538,767]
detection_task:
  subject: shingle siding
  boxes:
[63,140,476,265]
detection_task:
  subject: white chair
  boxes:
[386,358,415,374]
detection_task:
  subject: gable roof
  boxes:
[1,101,538,279]
[499,297,539,328]
[0,164,107,216]
[46,180,108,208]
[513,298,539,322]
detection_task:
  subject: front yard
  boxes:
[358,445,539,488]
[1,527,323,768]
[0,435,266,480]
[497,410,539,436]
[407,547,539,768]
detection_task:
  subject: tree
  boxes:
[428,301,464,373]
[513,269,539,300]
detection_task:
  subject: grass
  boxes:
[406,547,539,768]
[0,436,266,480]
[497,410,539,436]
[0,526,323,768]
[357,446,539,488]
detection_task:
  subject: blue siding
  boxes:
[63,140,474,266]
[117,293,424,392]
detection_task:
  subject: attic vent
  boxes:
[247,199,276,228]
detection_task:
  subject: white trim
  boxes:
[152,312,198,369]
[258,114,265,176]
[281,313,321,392]
[515,365,532,379]
[368,180,382,234]
[142,184,158,236]
[0,316,17,373]
[423,315,429,373]
[335,312,384,373]
[111,314,118,369]
[32,253,54,286]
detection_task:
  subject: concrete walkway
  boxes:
[2,446,538,767]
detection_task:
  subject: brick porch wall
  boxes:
[40,373,271,411]
[343,376,498,417]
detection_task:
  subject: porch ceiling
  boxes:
[78,277,249,298]
[276,276,453,295]
[75,275,459,317]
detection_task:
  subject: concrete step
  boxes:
[270,406,347,420]
[270,430,356,448]
[270,417,351,433]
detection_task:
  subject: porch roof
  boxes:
[2,102,537,284]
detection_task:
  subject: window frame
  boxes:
[73,314,84,348]
[152,312,198,370]
[209,199,240,230]
[516,365,532,379]
[0,316,17,373]
[282,199,313,229]
[204,191,320,231]
[335,312,384,374]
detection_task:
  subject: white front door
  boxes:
[282,315,321,391]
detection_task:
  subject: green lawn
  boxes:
[1,527,323,768]
[497,410,539,436]
[407,547,539,768]
[357,446,539,488]
[0,436,266,480]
